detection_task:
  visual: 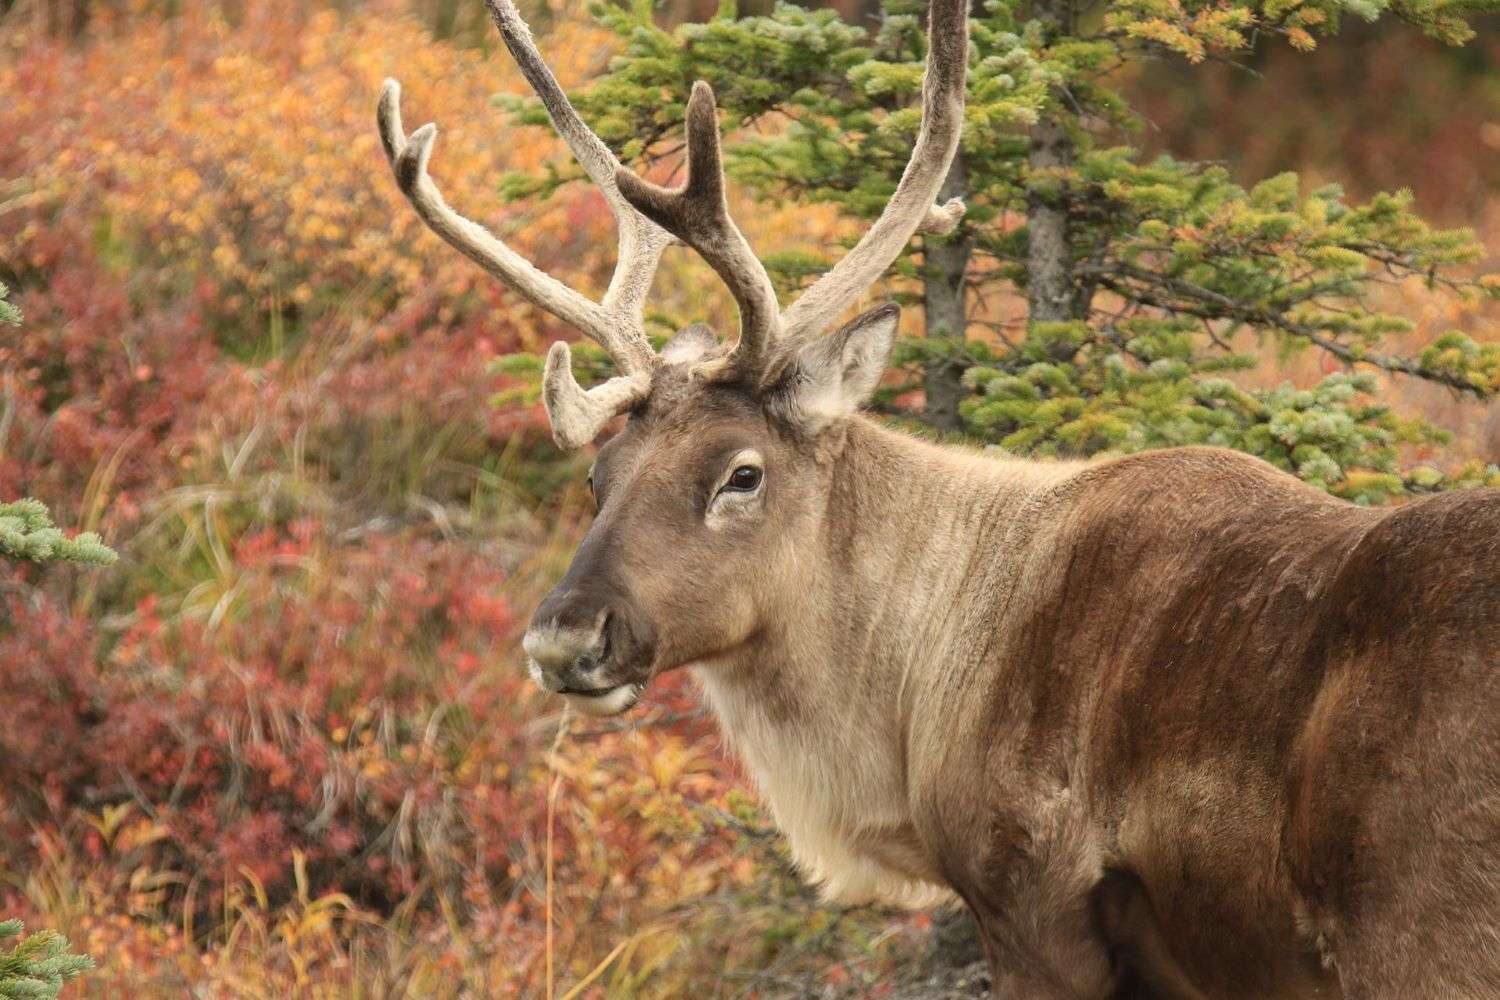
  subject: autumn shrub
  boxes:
[5,529,517,893]
[0,1,614,503]
[2,0,586,942]
[0,312,102,998]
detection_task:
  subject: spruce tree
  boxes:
[499,0,1500,503]
[0,287,116,568]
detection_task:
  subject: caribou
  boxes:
[377,0,1500,995]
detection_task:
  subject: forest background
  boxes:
[0,0,1497,995]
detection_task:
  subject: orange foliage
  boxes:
[1,2,630,331]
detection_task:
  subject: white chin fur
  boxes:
[563,684,641,716]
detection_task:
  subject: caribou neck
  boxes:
[823,418,1068,696]
[693,417,1075,905]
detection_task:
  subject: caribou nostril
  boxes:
[597,611,614,666]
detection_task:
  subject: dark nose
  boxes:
[523,598,610,692]
[524,584,657,694]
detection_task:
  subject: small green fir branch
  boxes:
[0,500,117,566]
[0,920,93,1000]
[0,282,21,327]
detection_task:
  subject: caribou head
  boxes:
[379,0,969,717]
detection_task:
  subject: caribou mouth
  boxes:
[560,683,642,717]
[556,683,615,697]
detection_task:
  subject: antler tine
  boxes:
[541,342,651,450]
[484,0,673,334]
[378,80,624,353]
[777,0,969,348]
[615,82,782,378]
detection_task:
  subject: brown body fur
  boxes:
[531,379,1500,997]
[520,359,1500,999]
[876,427,1500,998]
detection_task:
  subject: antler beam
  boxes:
[484,0,673,342]
[614,82,782,378]
[611,0,970,387]
[778,0,968,348]
[377,82,616,351]
[378,0,681,447]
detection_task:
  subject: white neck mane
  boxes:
[695,420,1076,907]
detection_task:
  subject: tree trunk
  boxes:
[1027,117,1075,323]
[921,152,972,430]
[1026,0,1081,334]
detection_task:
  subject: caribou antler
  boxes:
[614,82,783,379]
[380,0,968,441]
[541,342,650,450]
[777,0,968,349]
[615,0,970,387]
[378,0,671,448]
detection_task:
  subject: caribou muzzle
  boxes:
[524,583,659,716]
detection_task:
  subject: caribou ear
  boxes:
[776,304,900,434]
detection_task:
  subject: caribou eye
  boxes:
[723,466,762,492]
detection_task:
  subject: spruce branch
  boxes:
[0,281,20,327]
[1094,264,1498,397]
[0,499,117,567]
[0,920,93,1000]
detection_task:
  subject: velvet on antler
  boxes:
[378,0,670,448]
[380,0,969,443]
